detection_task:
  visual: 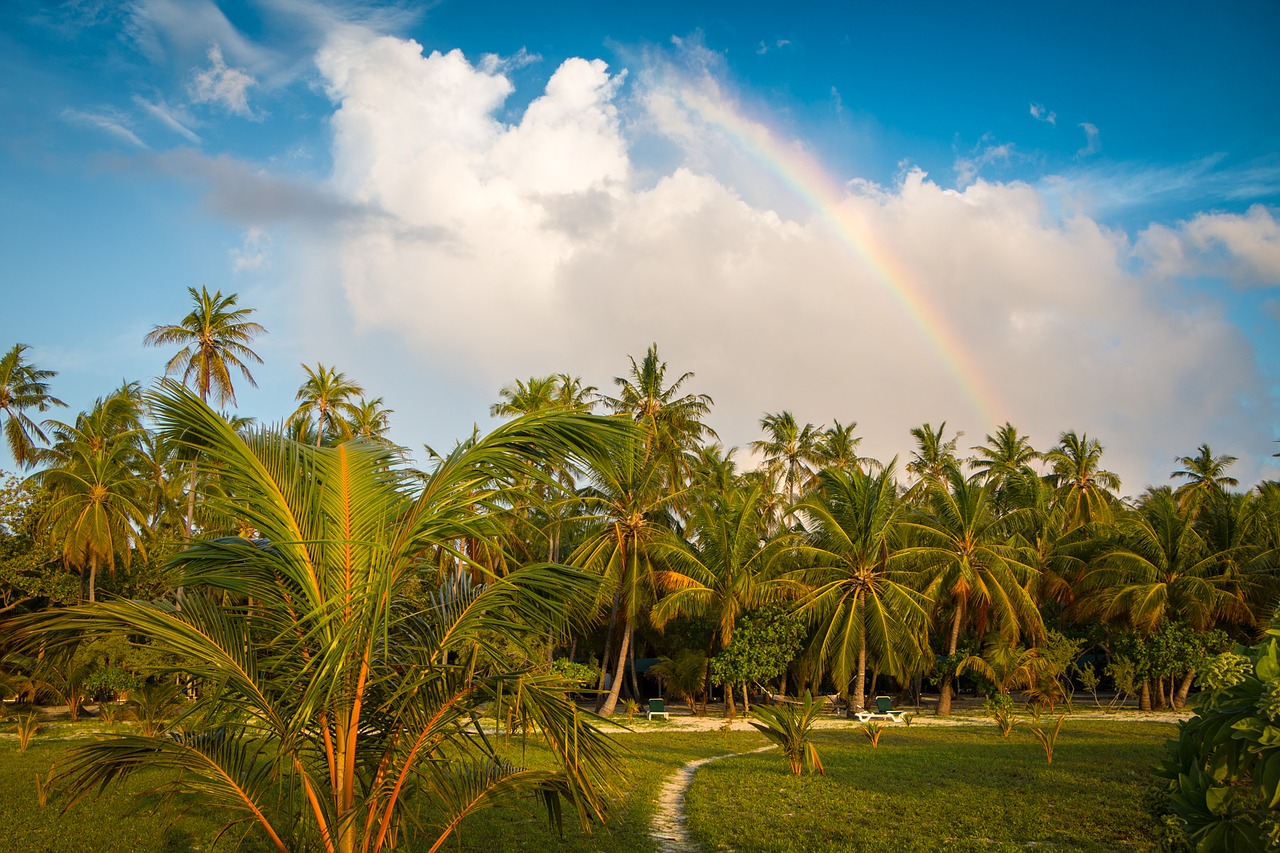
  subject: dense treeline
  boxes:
[2,288,1279,850]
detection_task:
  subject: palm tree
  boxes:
[36,431,148,602]
[1172,443,1239,514]
[21,381,626,853]
[796,464,930,711]
[969,423,1040,510]
[1043,431,1121,530]
[650,484,802,713]
[572,432,679,716]
[342,396,394,442]
[902,470,1043,715]
[0,343,65,467]
[598,344,714,492]
[143,286,266,407]
[906,422,963,493]
[816,420,870,473]
[751,411,823,505]
[289,364,364,447]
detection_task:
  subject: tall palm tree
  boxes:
[143,286,266,407]
[572,432,679,716]
[289,364,365,447]
[651,484,802,712]
[906,421,963,494]
[796,464,930,711]
[816,419,870,473]
[0,343,65,467]
[21,381,626,853]
[902,470,1043,715]
[598,344,714,493]
[36,432,148,602]
[1043,430,1122,530]
[751,411,823,505]
[342,396,394,442]
[1171,443,1239,514]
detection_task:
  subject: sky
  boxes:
[1,0,1278,493]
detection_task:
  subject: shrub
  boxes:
[861,720,886,748]
[749,692,825,776]
[13,711,41,751]
[986,693,1016,738]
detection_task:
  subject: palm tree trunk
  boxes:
[627,632,641,702]
[599,619,631,716]
[88,554,97,604]
[742,683,749,714]
[594,590,620,711]
[1140,679,1152,711]
[852,639,867,712]
[1174,670,1196,709]
[937,606,963,716]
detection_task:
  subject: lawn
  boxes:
[684,720,1177,852]
[0,719,1176,851]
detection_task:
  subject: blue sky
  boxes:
[2,0,1278,490]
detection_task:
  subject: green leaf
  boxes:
[1255,642,1280,681]
[1204,785,1233,814]
[1260,750,1280,809]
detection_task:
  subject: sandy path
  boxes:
[650,745,773,852]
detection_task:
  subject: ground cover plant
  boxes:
[684,720,1177,852]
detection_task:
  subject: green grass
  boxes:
[0,721,1175,851]
[685,721,1176,852]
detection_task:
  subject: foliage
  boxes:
[649,649,710,712]
[129,680,185,736]
[861,720,886,748]
[749,692,826,776]
[1025,715,1065,765]
[13,711,41,751]
[14,382,629,853]
[1153,621,1280,851]
[986,693,1017,737]
[709,605,806,692]
[549,657,598,688]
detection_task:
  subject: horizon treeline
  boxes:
[2,287,1279,720]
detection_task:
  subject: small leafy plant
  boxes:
[34,765,56,808]
[986,694,1017,738]
[623,698,639,723]
[749,692,825,776]
[861,720,886,748]
[1026,714,1065,765]
[901,712,915,727]
[14,712,41,751]
[129,681,184,737]
[96,701,121,726]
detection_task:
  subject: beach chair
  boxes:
[646,698,670,721]
[852,696,905,723]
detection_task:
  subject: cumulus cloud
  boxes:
[190,44,259,117]
[1030,102,1056,125]
[286,33,1274,488]
[954,137,1016,186]
[1137,205,1280,286]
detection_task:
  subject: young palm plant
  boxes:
[749,692,826,776]
[19,381,627,853]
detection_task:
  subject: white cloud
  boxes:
[189,44,259,117]
[133,94,201,143]
[231,227,272,272]
[1030,102,1057,125]
[954,137,1016,186]
[1077,121,1100,157]
[1137,205,1280,287]
[60,107,148,148]
[283,34,1275,489]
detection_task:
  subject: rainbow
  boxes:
[676,86,1005,427]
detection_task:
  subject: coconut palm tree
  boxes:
[816,419,870,473]
[751,411,824,505]
[572,432,680,716]
[0,343,65,467]
[902,470,1043,715]
[650,484,802,713]
[342,396,394,442]
[597,344,714,493]
[21,380,625,853]
[1043,431,1121,530]
[289,364,365,447]
[796,464,930,711]
[1171,443,1239,514]
[143,286,266,407]
[905,422,963,495]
